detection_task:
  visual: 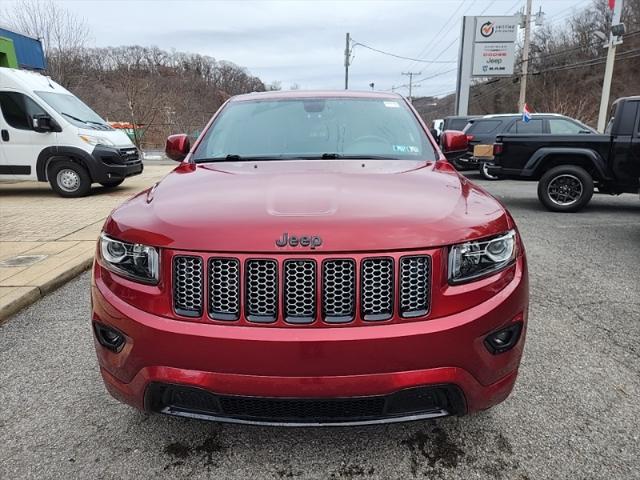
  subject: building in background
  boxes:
[0,24,46,70]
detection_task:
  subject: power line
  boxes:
[350,39,457,63]
[404,0,467,71]
[507,0,522,14]
[529,48,640,75]
[479,0,498,15]
[514,29,640,67]
[402,71,422,102]
[410,0,478,84]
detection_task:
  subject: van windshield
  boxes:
[35,91,110,128]
[192,97,436,162]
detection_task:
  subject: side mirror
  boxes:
[32,114,59,133]
[429,128,440,141]
[441,130,468,153]
[165,134,191,162]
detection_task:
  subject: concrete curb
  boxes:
[0,256,93,324]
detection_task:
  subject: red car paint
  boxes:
[92,91,529,425]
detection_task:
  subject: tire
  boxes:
[537,165,594,212]
[99,179,125,189]
[48,160,92,197]
[479,162,499,180]
[451,156,473,171]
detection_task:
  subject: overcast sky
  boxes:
[39,0,590,96]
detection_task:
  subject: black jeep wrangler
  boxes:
[489,96,640,212]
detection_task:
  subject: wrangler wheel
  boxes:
[479,162,499,180]
[537,165,593,212]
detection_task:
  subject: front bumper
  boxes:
[91,256,528,425]
[89,145,143,183]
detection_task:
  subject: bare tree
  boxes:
[3,0,90,88]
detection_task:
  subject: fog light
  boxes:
[484,322,523,354]
[94,322,126,352]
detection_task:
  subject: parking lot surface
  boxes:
[1,174,638,480]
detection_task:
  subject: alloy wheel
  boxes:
[547,174,583,206]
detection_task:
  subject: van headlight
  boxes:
[448,230,517,284]
[99,233,159,284]
[79,134,115,146]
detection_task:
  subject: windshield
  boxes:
[192,97,436,162]
[35,91,110,128]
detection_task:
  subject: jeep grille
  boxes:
[284,260,316,323]
[245,259,278,322]
[208,258,240,320]
[172,254,431,324]
[173,256,203,317]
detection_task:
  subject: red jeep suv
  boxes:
[91,91,528,426]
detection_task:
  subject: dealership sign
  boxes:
[471,16,518,78]
[472,42,516,76]
[456,14,521,114]
[474,16,518,43]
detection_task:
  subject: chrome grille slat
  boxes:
[245,259,278,323]
[209,258,240,320]
[173,256,203,317]
[322,259,356,323]
[361,258,394,321]
[400,256,431,318]
[284,260,316,324]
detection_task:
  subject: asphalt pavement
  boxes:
[1,174,639,480]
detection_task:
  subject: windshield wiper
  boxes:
[195,153,404,163]
[60,112,105,127]
[301,153,401,160]
[195,154,287,163]
[61,112,88,123]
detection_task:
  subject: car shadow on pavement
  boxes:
[116,406,527,478]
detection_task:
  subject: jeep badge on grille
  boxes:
[276,232,322,249]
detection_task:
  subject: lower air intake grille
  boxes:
[361,258,394,321]
[209,258,240,320]
[146,383,466,424]
[400,256,431,317]
[322,259,356,323]
[246,259,278,322]
[173,256,203,317]
[284,260,316,323]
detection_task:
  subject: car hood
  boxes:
[104,160,512,252]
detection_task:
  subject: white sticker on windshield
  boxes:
[393,145,420,153]
[384,101,400,108]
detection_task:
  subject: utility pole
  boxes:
[344,32,351,90]
[402,71,421,103]
[518,0,533,112]
[597,0,624,132]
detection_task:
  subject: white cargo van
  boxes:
[0,67,142,196]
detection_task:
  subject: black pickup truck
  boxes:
[489,96,640,212]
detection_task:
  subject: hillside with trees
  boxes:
[413,0,640,128]
[2,0,273,148]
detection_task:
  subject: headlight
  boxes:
[448,230,517,284]
[79,134,115,146]
[99,233,159,284]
